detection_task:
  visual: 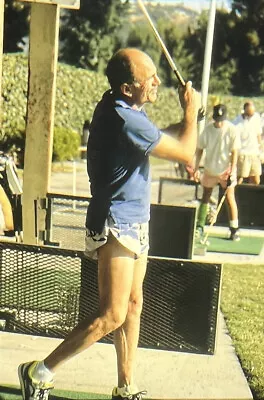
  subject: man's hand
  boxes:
[178,81,199,122]
[193,169,200,182]
[197,106,206,122]
[226,175,232,187]
[226,173,236,187]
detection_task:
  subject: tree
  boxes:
[230,0,264,94]
[126,22,162,76]
[126,19,195,88]
[184,9,238,94]
[3,0,29,53]
[232,0,264,20]
[59,0,129,72]
[155,19,194,88]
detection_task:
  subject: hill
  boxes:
[128,2,199,30]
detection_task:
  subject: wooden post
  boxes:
[18,0,79,244]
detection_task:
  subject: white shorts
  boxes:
[237,154,262,178]
[84,216,149,260]
[201,168,237,189]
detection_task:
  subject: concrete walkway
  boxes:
[0,314,252,400]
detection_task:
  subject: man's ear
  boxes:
[120,83,133,97]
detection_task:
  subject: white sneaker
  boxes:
[112,384,147,400]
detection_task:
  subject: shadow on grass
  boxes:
[0,386,110,400]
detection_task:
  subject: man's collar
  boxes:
[115,99,132,109]
[115,98,145,112]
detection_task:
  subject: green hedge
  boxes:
[1,53,264,147]
[1,53,109,142]
[53,126,81,162]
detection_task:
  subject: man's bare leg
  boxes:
[44,234,136,372]
[196,186,213,231]
[248,175,260,185]
[226,186,238,221]
[113,252,148,388]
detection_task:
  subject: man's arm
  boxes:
[161,122,183,137]
[151,82,198,165]
[194,148,204,171]
[230,148,238,174]
[192,147,203,181]
[256,113,262,145]
[226,148,239,187]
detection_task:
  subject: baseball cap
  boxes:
[213,104,227,121]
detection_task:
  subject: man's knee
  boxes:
[249,175,260,184]
[127,293,143,318]
[104,307,128,331]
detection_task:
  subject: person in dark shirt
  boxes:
[18,48,198,400]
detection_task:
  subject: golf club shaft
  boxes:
[202,188,229,245]
[137,0,185,87]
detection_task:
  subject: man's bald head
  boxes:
[244,100,255,117]
[106,48,155,94]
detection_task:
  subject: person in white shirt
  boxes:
[194,104,240,241]
[233,101,262,184]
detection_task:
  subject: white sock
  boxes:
[116,384,138,395]
[230,219,239,229]
[31,361,54,383]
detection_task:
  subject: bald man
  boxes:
[18,48,199,400]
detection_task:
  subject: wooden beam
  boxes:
[18,0,80,9]
[22,3,60,244]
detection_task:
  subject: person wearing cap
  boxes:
[193,104,240,242]
[233,101,262,184]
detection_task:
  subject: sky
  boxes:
[183,0,230,11]
[139,1,231,12]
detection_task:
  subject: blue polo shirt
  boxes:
[86,90,162,233]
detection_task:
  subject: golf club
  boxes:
[201,187,229,246]
[137,0,185,87]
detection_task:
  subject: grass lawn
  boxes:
[0,385,110,399]
[221,263,264,400]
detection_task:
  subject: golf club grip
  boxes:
[173,69,185,87]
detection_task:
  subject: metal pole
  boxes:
[199,0,217,134]
[72,160,76,210]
